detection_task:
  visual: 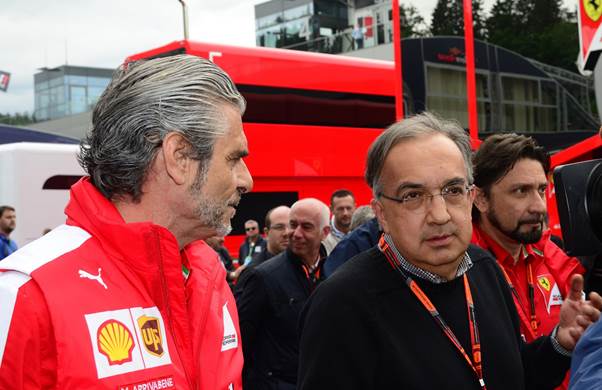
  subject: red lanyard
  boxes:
[379,236,486,389]
[301,261,321,290]
[526,262,538,332]
[499,261,538,335]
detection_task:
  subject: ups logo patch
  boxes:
[137,315,164,357]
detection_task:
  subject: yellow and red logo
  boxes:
[585,0,602,22]
[538,276,551,292]
[97,319,135,365]
[138,315,164,357]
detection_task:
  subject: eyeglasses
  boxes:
[245,226,257,231]
[269,223,287,231]
[379,184,474,213]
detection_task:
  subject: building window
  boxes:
[88,86,106,107]
[70,86,88,115]
[35,69,112,121]
[501,75,557,132]
[425,64,491,130]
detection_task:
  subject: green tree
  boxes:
[487,0,529,53]
[0,112,36,126]
[431,0,462,36]
[487,0,578,71]
[528,0,561,32]
[400,3,429,37]
[430,0,487,39]
[528,8,578,71]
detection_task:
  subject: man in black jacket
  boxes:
[297,112,602,390]
[235,198,329,390]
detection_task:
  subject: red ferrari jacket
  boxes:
[472,225,584,342]
[0,178,243,389]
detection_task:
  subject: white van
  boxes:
[0,142,85,246]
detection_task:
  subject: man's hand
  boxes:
[556,274,602,350]
[233,264,247,279]
[228,264,247,282]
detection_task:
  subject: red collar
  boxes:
[471,224,542,268]
[66,177,180,262]
[65,178,185,301]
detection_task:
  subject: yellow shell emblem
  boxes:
[97,319,135,365]
[584,0,602,22]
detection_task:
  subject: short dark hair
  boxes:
[472,133,549,220]
[264,206,291,230]
[0,206,15,218]
[473,133,549,194]
[330,189,355,205]
[264,208,276,230]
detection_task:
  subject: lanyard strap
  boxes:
[499,262,538,335]
[379,236,486,389]
[526,262,538,332]
[301,260,321,290]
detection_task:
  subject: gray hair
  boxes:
[365,112,473,198]
[350,205,375,231]
[79,54,246,200]
[291,198,330,229]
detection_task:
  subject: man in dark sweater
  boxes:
[298,112,602,390]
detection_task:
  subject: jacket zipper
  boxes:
[155,230,196,390]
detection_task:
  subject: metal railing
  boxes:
[279,22,395,54]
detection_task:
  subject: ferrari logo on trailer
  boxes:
[578,0,602,70]
[585,0,602,22]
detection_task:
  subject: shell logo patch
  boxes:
[538,276,551,292]
[97,319,135,365]
[138,315,164,357]
[584,0,602,22]
[85,307,172,379]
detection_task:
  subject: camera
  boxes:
[553,158,602,256]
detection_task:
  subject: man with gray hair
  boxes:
[0,55,252,389]
[350,205,375,231]
[235,198,329,390]
[298,112,602,389]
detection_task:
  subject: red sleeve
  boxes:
[0,272,57,389]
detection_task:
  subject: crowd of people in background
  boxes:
[2,54,602,390]
[227,115,602,390]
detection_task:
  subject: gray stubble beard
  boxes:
[189,163,233,238]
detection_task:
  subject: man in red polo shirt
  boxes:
[471,133,583,388]
[472,133,584,341]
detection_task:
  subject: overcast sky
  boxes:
[0,0,576,115]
